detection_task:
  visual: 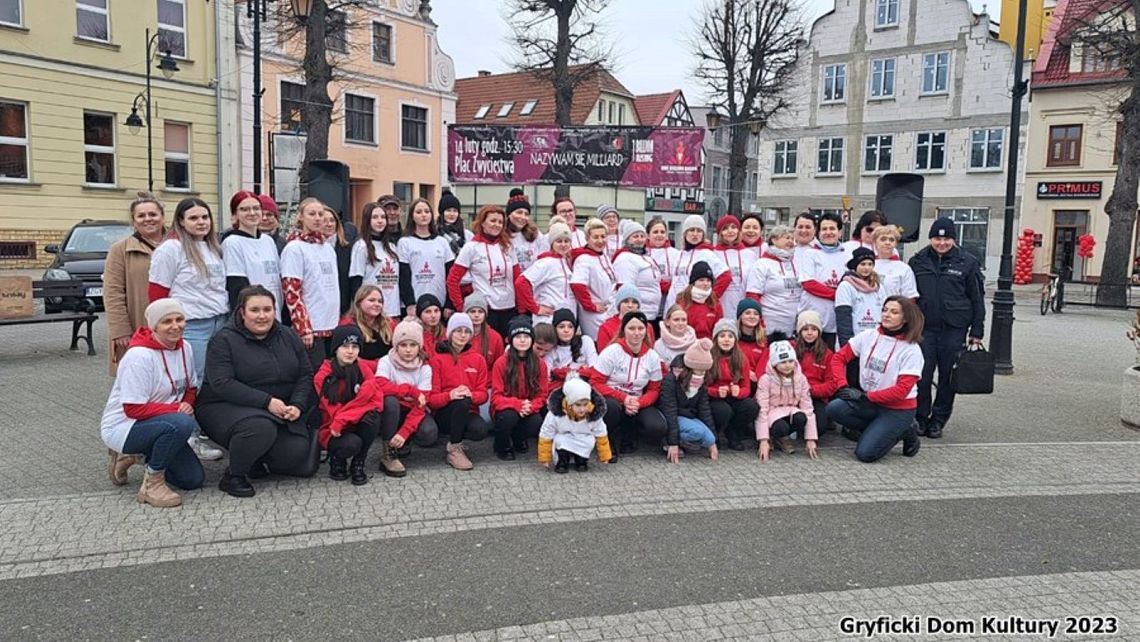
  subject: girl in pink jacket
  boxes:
[755,340,818,462]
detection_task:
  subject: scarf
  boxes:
[321,359,363,405]
[389,348,423,371]
[842,271,878,294]
[689,373,705,389]
[882,324,907,337]
[766,246,794,261]
[818,242,843,254]
[660,323,696,351]
[691,287,712,303]
[287,229,326,244]
[624,243,647,255]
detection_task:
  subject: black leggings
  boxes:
[207,415,314,477]
[771,412,808,440]
[305,335,331,372]
[435,397,490,444]
[602,398,667,448]
[327,410,380,461]
[379,397,440,447]
[493,409,544,453]
[487,308,514,338]
[710,397,760,443]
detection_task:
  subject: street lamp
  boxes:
[123,28,180,192]
[704,107,764,136]
[705,106,723,132]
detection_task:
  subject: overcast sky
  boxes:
[433,0,996,106]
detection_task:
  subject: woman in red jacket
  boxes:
[313,325,382,485]
[429,312,491,470]
[491,316,549,460]
[677,261,722,340]
[706,319,759,450]
[795,310,838,433]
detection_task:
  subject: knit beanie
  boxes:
[229,190,258,215]
[847,246,876,271]
[681,214,706,237]
[596,204,619,220]
[506,187,531,215]
[562,376,592,405]
[736,298,763,319]
[796,310,823,333]
[256,194,279,216]
[463,292,488,313]
[447,312,474,335]
[416,293,443,317]
[145,298,184,329]
[768,340,796,367]
[438,188,461,214]
[929,217,956,240]
[620,310,649,333]
[392,320,423,348]
[547,222,572,243]
[715,214,741,235]
[552,308,577,329]
[331,324,362,349]
[508,315,534,339]
[712,318,738,340]
[620,219,646,244]
[689,261,714,284]
[615,283,641,305]
[683,337,715,371]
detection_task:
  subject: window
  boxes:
[939,207,989,266]
[1114,122,1122,166]
[163,121,190,189]
[711,165,724,195]
[618,104,625,125]
[473,104,491,119]
[0,101,28,182]
[922,52,949,94]
[520,100,537,116]
[1047,124,1082,167]
[969,128,1003,169]
[822,64,846,103]
[83,111,115,186]
[864,135,893,173]
[773,140,797,176]
[875,0,899,27]
[597,100,604,121]
[497,103,513,117]
[915,131,946,171]
[326,9,347,54]
[157,0,186,58]
[817,137,844,174]
[401,104,428,151]
[1079,43,1121,73]
[608,102,614,123]
[344,94,375,144]
[746,171,758,200]
[0,0,22,27]
[393,181,413,203]
[713,127,723,147]
[280,81,305,131]
[76,0,109,42]
[372,22,393,63]
[869,58,895,99]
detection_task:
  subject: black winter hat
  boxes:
[929,217,957,240]
[689,261,714,284]
[620,310,649,332]
[552,308,577,329]
[438,188,461,214]
[416,293,443,317]
[331,324,362,349]
[505,187,531,215]
[847,247,876,271]
[508,315,534,339]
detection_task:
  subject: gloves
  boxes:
[836,387,864,402]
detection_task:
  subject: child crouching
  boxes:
[538,377,613,473]
[315,324,383,485]
[659,339,719,464]
[755,340,819,462]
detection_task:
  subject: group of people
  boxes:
[99,187,986,507]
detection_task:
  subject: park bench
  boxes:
[0,280,98,355]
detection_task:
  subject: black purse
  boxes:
[950,344,994,395]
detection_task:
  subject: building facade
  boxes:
[690,105,762,229]
[998,0,1057,60]
[1020,0,1131,281]
[0,0,224,267]
[754,0,1024,271]
[236,0,455,225]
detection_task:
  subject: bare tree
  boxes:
[693,0,803,216]
[1077,0,1139,305]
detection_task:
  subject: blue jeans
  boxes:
[121,413,205,490]
[827,399,913,463]
[677,417,716,448]
[182,314,226,385]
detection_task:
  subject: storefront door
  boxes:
[1051,210,1088,281]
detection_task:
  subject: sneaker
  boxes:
[378,443,406,478]
[775,437,796,455]
[446,442,474,471]
[189,436,224,461]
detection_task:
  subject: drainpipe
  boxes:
[213,0,227,229]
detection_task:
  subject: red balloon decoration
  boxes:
[1077,234,1095,259]
[1014,228,1036,285]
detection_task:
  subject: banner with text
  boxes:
[447,125,704,188]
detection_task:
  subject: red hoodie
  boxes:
[445,234,522,311]
[680,298,723,340]
[428,343,490,412]
[489,351,549,416]
[596,313,657,351]
[581,339,661,407]
[313,360,383,449]
[469,326,505,372]
[799,344,839,400]
[706,353,751,400]
[121,327,197,420]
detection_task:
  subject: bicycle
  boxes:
[1039,264,1070,315]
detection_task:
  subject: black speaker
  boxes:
[876,173,924,243]
[306,159,351,218]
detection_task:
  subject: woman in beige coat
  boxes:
[103,193,167,376]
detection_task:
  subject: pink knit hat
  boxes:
[392,320,422,348]
[683,337,714,371]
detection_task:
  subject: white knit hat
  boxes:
[768,340,796,367]
[562,376,592,404]
[547,222,572,242]
[620,219,646,244]
[681,214,706,237]
[145,298,185,329]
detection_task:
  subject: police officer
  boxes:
[908,217,985,438]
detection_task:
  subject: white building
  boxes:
[754,0,1026,271]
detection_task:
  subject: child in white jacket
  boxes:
[538,377,613,473]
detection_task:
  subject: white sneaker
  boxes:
[189,436,224,461]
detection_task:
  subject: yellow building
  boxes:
[998,0,1056,60]
[0,0,222,268]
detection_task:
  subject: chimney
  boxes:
[477,70,492,77]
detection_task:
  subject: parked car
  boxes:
[43,219,132,313]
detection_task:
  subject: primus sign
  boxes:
[1036,181,1103,199]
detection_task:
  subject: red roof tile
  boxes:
[454,66,636,125]
[633,91,680,126]
[1032,0,1128,88]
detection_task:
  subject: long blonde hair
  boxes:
[172,197,222,278]
[293,197,327,233]
[349,285,393,345]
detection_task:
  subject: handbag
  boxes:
[950,344,994,395]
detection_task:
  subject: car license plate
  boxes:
[85,287,103,297]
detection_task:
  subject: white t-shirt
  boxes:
[835,281,887,336]
[716,247,749,323]
[648,245,681,317]
[604,231,622,258]
[455,239,517,311]
[349,238,402,318]
[875,258,919,298]
[280,239,341,332]
[521,254,573,321]
[612,251,663,321]
[510,231,548,272]
[100,342,195,452]
[570,250,617,337]
[397,235,454,308]
[222,233,283,320]
[149,238,228,320]
[666,247,728,308]
[744,255,802,336]
[544,335,598,378]
[799,247,851,333]
[847,329,924,397]
[593,343,663,397]
[375,356,432,391]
